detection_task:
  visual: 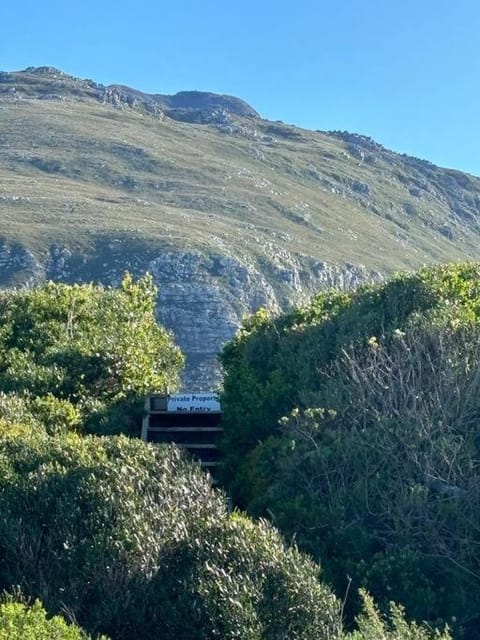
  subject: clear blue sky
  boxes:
[2,0,480,175]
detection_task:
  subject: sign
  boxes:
[167,393,221,413]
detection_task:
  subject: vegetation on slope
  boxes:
[0,277,344,639]
[0,428,447,640]
[347,591,451,640]
[220,262,480,638]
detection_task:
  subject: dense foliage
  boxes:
[0,430,341,640]
[0,268,455,639]
[0,274,183,434]
[220,262,480,638]
[0,597,108,640]
[347,591,450,640]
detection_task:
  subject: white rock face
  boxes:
[148,250,279,388]
[0,240,380,389]
[147,249,379,388]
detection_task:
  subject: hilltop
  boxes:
[1,66,480,385]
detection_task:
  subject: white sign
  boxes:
[167,393,221,413]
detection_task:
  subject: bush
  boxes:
[0,597,108,640]
[147,513,341,640]
[347,590,451,640]
[220,263,480,637]
[0,430,341,639]
[0,274,184,435]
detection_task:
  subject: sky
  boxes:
[2,0,480,175]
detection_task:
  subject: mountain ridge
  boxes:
[1,66,260,121]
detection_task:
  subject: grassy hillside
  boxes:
[1,67,480,274]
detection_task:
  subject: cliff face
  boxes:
[148,249,378,387]
[0,238,378,388]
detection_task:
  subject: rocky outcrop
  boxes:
[0,239,45,286]
[0,68,260,124]
[155,90,259,118]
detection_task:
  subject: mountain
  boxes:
[1,66,480,387]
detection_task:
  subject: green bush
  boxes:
[236,324,480,634]
[0,430,341,640]
[0,597,108,640]
[220,263,480,504]
[220,262,480,637]
[0,274,183,435]
[146,513,341,640]
[347,590,451,640]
